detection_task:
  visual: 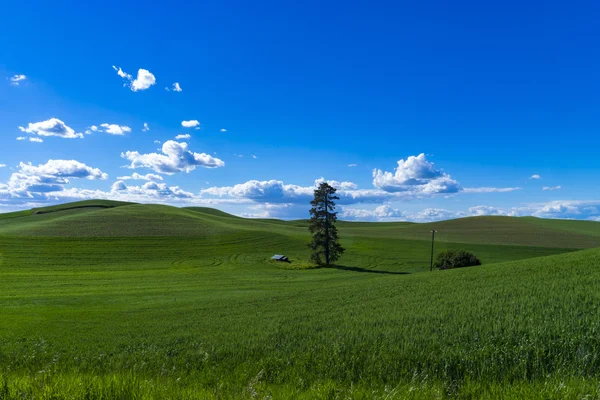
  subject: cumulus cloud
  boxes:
[340,206,467,222]
[19,118,83,139]
[341,205,407,221]
[18,160,108,180]
[116,173,163,181]
[2,160,108,198]
[220,128,227,133]
[121,140,225,174]
[0,164,6,168]
[130,69,156,91]
[532,201,600,220]
[112,66,156,92]
[172,82,182,92]
[314,177,358,190]
[100,123,131,135]
[182,120,200,128]
[372,154,462,194]
[341,201,600,222]
[84,125,99,134]
[542,186,562,191]
[468,205,511,216]
[10,74,27,85]
[530,174,542,180]
[202,178,402,205]
[111,180,192,199]
[202,180,313,203]
[175,134,191,140]
[142,123,150,132]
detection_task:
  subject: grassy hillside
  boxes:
[1,240,600,397]
[0,201,594,272]
[2,201,600,398]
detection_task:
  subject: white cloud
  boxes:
[530,174,542,180]
[202,180,313,203]
[201,178,398,205]
[18,160,108,180]
[142,123,150,132]
[348,164,357,167]
[463,187,521,193]
[154,140,161,144]
[116,173,163,181]
[340,205,467,222]
[18,118,83,139]
[110,180,193,199]
[372,154,461,194]
[532,200,600,220]
[220,128,227,133]
[10,74,27,86]
[468,205,510,216]
[252,155,258,159]
[84,125,99,134]
[130,69,156,91]
[341,205,407,221]
[99,123,131,135]
[542,186,562,191]
[172,82,182,92]
[182,120,200,128]
[112,66,156,92]
[314,177,358,190]
[0,164,6,168]
[112,65,132,80]
[17,136,43,143]
[175,134,191,140]
[1,160,108,198]
[121,140,225,174]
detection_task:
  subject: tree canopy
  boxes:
[308,182,345,266]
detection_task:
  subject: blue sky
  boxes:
[1,0,599,221]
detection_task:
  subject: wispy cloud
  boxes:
[9,74,27,86]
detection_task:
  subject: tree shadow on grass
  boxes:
[331,265,410,275]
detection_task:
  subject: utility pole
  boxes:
[430,230,437,272]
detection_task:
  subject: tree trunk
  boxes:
[324,193,329,265]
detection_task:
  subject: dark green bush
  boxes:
[434,250,481,270]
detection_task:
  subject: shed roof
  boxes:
[271,254,287,260]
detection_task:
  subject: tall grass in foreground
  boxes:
[2,247,600,398]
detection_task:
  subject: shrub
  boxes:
[434,250,481,270]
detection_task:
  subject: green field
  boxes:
[2,200,600,399]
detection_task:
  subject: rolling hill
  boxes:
[1,200,600,398]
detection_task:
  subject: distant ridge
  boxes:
[0,200,599,249]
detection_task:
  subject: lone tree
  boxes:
[308,182,345,266]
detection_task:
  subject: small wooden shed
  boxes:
[271,254,289,262]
